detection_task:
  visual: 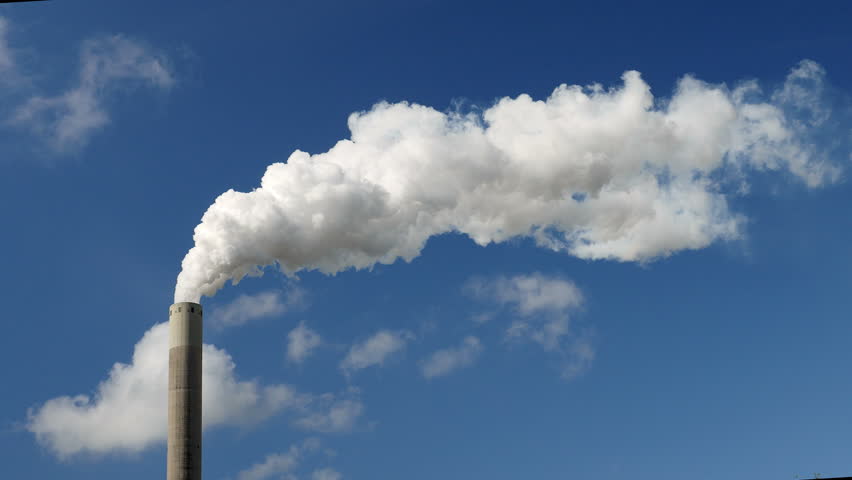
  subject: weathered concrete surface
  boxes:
[168,302,203,480]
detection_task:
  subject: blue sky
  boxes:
[2,1,852,479]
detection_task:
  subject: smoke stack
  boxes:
[168,302,203,480]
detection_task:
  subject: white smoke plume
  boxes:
[174,61,839,303]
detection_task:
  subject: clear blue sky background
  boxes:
[2,1,852,479]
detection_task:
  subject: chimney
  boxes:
[168,302,203,480]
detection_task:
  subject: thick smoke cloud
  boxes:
[175,61,837,303]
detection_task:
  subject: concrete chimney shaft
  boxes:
[168,302,202,480]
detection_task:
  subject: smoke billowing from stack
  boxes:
[172,61,837,305]
[168,303,203,480]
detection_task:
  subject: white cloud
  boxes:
[11,34,172,152]
[210,288,305,329]
[239,449,299,480]
[25,322,355,459]
[0,17,16,78]
[312,468,343,480]
[174,61,841,303]
[561,336,596,380]
[0,16,34,90]
[465,273,583,316]
[340,330,412,374]
[470,311,495,324]
[287,322,322,364]
[467,273,583,351]
[771,59,829,128]
[294,389,364,434]
[237,439,321,480]
[421,336,483,379]
[467,273,593,378]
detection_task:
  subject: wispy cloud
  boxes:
[771,60,830,129]
[294,388,365,434]
[421,336,483,379]
[237,439,343,480]
[210,287,306,329]
[0,17,16,80]
[340,330,413,374]
[287,321,322,364]
[10,34,173,153]
[465,272,583,318]
[0,16,31,89]
[562,335,596,381]
[465,272,593,379]
[312,467,343,480]
[237,439,322,480]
